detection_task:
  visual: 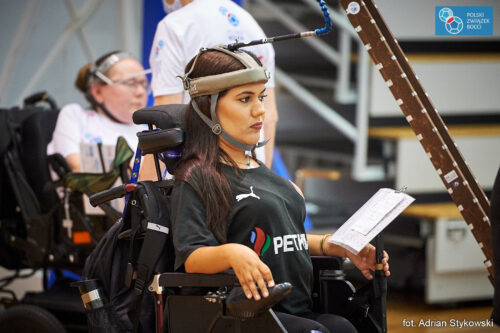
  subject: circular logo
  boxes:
[438,8,463,35]
[347,2,360,15]
[155,40,165,58]
[445,16,463,35]
[227,13,240,27]
[438,7,454,22]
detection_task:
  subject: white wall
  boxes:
[395,136,500,193]
[374,0,500,41]
[367,0,500,116]
[370,58,500,117]
[0,0,144,108]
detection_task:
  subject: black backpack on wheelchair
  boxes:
[79,180,175,332]
[77,104,385,333]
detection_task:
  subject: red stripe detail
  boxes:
[125,183,137,192]
[254,227,265,255]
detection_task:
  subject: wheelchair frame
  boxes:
[0,96,132,332]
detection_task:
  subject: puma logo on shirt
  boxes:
[236,186,260,202]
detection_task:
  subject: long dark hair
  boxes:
[174,49,261,243]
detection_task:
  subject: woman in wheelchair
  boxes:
[171,46,390,333]
[47,51,149,172]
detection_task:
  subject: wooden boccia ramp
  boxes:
[338,0,494,285]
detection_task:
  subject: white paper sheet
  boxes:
[328,188,415,254]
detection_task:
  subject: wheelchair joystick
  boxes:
[225,282,292,319]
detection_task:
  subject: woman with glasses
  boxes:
[48,51,150,172]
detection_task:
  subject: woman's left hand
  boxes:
[345,244,390,280]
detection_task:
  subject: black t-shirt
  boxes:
[171,162,313,315]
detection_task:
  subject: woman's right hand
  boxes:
[225,243,275,300]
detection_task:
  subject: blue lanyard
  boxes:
[123,146,142,217]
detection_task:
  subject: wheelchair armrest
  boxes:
[89,183,137,207]
[158,271,292,321]
[158,272,238,288]
[311,255,344,271]
[47,153,71,180]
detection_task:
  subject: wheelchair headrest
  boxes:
[133,104,186,130]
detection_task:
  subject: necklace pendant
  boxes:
[246,161,251,166]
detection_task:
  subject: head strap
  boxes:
[180,46,270,98]
[95,51,132,75]
[191,99,269,152]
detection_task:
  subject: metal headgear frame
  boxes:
[226,0,332,51]
[179,0,332,152]
[181,46,270,98]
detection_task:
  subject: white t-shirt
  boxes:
[149,0,275,161]
[150,0,275,100]
[47,103,144,159]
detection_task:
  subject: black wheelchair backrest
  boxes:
[20,110,60,211]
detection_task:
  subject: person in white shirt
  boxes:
[149,0,278,167]
[47,51,149,172]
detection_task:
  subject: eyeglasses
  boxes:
[113,77,151,95]
[95,69,152,95]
